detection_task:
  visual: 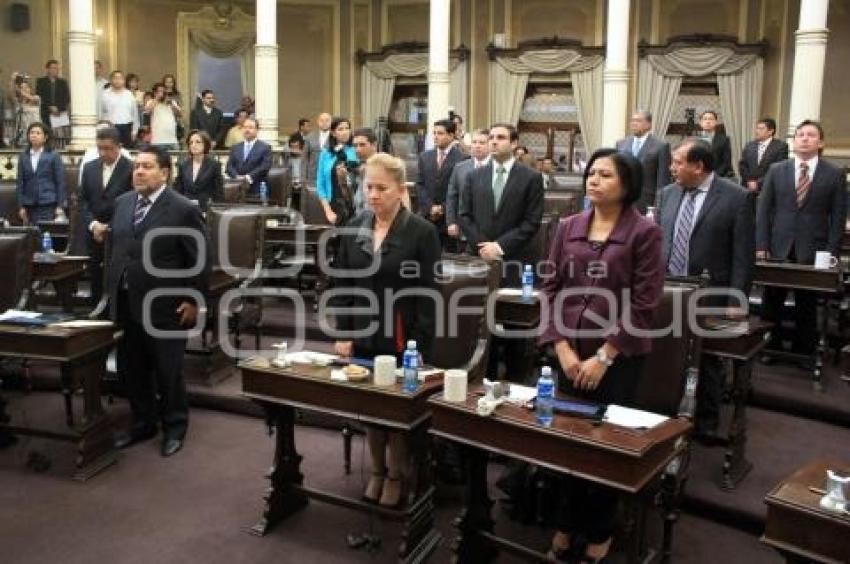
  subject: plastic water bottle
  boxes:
[677,366,699,418]
[259,181,269,205]
[536,366,555,427]
[403,340,419,393]
[522,264,534,302]
[645,206,656,222]
[42,231,53,253]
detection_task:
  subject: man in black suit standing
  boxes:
[108,146,208,457]
[416,118,468,251]
[35,59,70,127]
[225,117,271,196]
[446,129,490,249]
[757,119,847,357]
[739,117,789,194]
[190,89,224,148]
[658,138,755,437]
[79,127,133,308]
[699,110,734,178]
[616,110,671,212]
[459,123,544,380]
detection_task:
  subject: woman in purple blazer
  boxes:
[539,148,664,562]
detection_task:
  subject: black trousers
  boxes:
[554,354,645,542]
[115,123,133,148]
[762,285,818,354]
[117,291,189,440]
[86,232,104,308]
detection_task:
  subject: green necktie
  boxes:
[493,166,506,207]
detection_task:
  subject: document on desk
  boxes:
[604,404,668,430]
[496,288,542,298]
[49,320,113,329]
[286,350,338,366]
[0,309,41,321]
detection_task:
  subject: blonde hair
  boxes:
[365,152,410,208]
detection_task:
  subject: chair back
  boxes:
[266,167,291,207]
[0,230,35,310]
[298,186,331,225]
[431,255,501,382]
[206,205,262,273]
[633,281,703,416]
[543,189,582,218]
[0,182,20,225]
[222,178,248,203]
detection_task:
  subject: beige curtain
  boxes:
[637,47,763,175]
[360,53,466,128]
[188,29,256,99]
[718,58,763,175]
[488,49,605,151]
[572,64,604,153]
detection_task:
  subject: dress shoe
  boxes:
[161,438,184,457]
[114,427,157,450]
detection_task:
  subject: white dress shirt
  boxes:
[100,88,139,130]
[29,147,43,172]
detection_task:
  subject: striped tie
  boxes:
[796,161,811,207]
[133,196,151,227]
[668,191,697,276]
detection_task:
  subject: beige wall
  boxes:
[659,0,741,39]
[821,0,850,147]
[0,0,54,83]
[509,0,599,46]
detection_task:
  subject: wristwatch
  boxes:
[595,348,614,367]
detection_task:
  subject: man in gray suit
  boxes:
[304,112,332,182]
[756,119,847,356]
[658,138,755,437]
[446,128,490,249]
[616,110,671,213]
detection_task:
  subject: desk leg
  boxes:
[453,445,497,564]
[814,297,827,392]
[250,404,308,536]
[53,278,78,313]
[399,425,441,564]
[68,350,118,481]
[721,359,753,490]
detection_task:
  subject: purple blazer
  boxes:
[539,206,664,358]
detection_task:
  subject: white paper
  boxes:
[49,111,70,129]
[286,350,338,366]
[394,367,442,381]
[497,288,541,298]
[49,320,112,328]
[0,309,42,321]
[507,384,538,403]
[603,404,669,429]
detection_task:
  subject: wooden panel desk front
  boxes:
[32,254,87,312]
[0,322,119,480]
[763,458,850,564]
[241,359,442,563]
[429,387,691,563]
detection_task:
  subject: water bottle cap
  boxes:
[541,366,552,376]
[524,264,532,271]
[407,340,416,349]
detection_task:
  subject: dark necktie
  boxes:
[668,191,697,276]
[133,196,151,227]
[796,161,811,207]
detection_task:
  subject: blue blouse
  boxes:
[316,145,358,201]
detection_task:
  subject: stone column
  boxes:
[787,0,829,137]
[68,0,97,148]
[255,0,279,146]
[427,0,451,128]
[601,0,631,147]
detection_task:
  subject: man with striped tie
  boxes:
[757,120,847,358]
[107,146,209,458]
[658,138,755,438]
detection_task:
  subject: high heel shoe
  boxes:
[362,473,384,503]
[378,476,403,508]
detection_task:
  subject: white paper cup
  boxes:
[814,251,839,270]
[444,369,468,402]
[374,355,397,386]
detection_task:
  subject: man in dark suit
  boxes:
[739,117,789,194]
[304,112,331,181]
[756,119,847,357]
[108,146,208,457]
[416,118,468,251]
[189,89,224,148]
[79,127,133,307]
[446,129,489,250]
[225,117,271,196]
[616,110,672,212]
[699,110,734,178]
[35,59,70,127]
[459,123,544,381]
[658,138,755,437]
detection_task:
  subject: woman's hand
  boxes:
[325,208,338,224]
[18,208,28,224]
[573,357,608,391]
[554,341,581,381]
[334,341,353,358]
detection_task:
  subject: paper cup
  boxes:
[374,355,397,386]
[444,369,468,402]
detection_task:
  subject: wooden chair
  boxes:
[222,178,248,204]
[265,167,292,208]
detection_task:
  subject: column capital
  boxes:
[67,30,96,44]
[794,28,829,45]
[255,44,279,56]
[603,69,630,81]
[427,70,451,84]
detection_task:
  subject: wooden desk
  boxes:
[429,387,691,563]
[241,358,442,563]
[701,318,773,490]
[754,261,842,391]
[37,220,70,253]
[763,458,850,563]
[32,253,87,312]
[0,322,119,480]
